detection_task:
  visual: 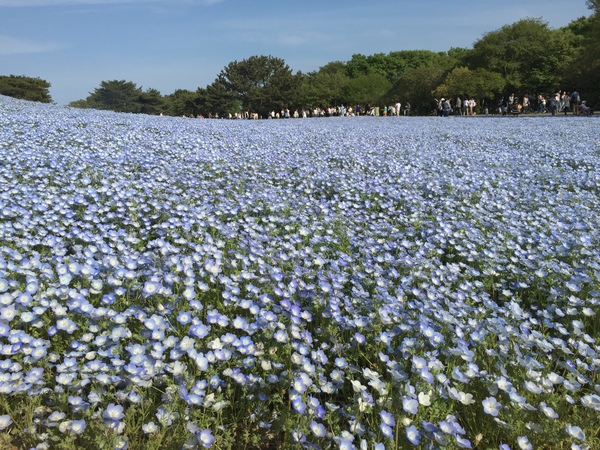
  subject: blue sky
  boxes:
[1,0,592,105]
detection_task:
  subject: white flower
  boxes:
[418,391,431,406]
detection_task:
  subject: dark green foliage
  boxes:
[567,14,600,107]
[139,88,166,115]
[214,55,302,117]
[466,18,573,94]
[345,50,454,83]
[386,65,447,115]
[342,73,391,106]
[165,89,201,116]
[0,75,52,103]
[85,80,166,114]
[298,62,349,108]
[86,80,143,113]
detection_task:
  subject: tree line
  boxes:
[2,7,599,117]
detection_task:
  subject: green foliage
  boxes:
[299,62,349,107]
[0,75,52,103]
[567,13,600,107]
[214,55,301,117]
[201,82,239,117]
[434,67,506,104]
[587,0,600,13]
[346,50,454,84]
[342,73,391,106]
[86,80,143,113]
[467,18,573,94]
[139,88,166,115]
[86,80,165,114]
[68,99,91,109]
[386,65,447,115]
[165,88,201,116]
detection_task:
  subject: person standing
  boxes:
[442,98,452,117]
[551,91,560,116]
[468,97,476,116]
[395,102,401,116]
[522,94,530,114]
[562,91,570,115]
[455,97,462,116]
[570,90,580,115]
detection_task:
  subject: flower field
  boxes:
[1,95,600,450]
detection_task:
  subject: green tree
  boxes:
[201,82,238,117]
[214,55,300,117]
[68,99,90,109]
[0,75,52,103]
[434,67,505,109]
[299,62,349,108]
[342,74,391,106]
[386,65,446,115]
[139,88,165,115]
[86,80,143,113]
[165,89,200,116]
[346,50,458,84]
[568,13,600,106]
[466,18,573,94]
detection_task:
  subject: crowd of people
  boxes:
[433,90,595,117]
[499,91,594,116]
[434,97,478,117]
[176,90,595,119]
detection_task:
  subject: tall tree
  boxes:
[466,18,572,94]
[86,80,143,113]
[386,65,446,115]
[215,55,300,116]
[299,62,349,108]
[202,82,238,117]
[342,74,391,106]
[0,75,52,103]
[434,67,505,110]
[346,50,457,83]
[166,89,200,116]
[568,12,600,105]
[139,88,165,115]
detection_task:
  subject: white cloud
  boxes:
[0,0,222,6]
[0,35,65,55]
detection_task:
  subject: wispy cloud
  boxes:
[0,0,222,6]
[0,35,65,55]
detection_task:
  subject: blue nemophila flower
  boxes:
[517,436,532,450]
[0,414,12,430]
[103,403,124,422]
[539,402,559,419]
[310,420,327,438]
[402,397,419,415]
[581,394,600,411]
[70,419,87,435]
[406,425,421,445]
[456,435,472,449]
[380,423,394,439]
[482,396,503,417]
[566,425,585,441]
